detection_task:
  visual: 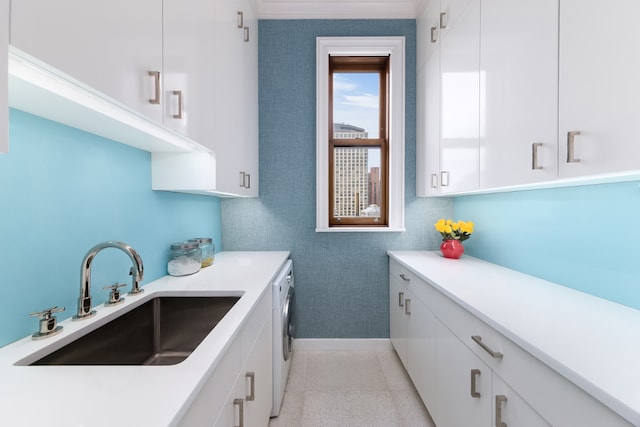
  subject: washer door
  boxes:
[282,285,295,361]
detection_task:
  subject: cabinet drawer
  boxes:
[389,260,421,289]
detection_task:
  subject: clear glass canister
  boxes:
[167,242,202,276]
[189,237,214,268]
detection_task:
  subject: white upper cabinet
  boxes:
[10,0,163,124]
[559,0,640,178]
[211,0,259,197]
[416,0,442,196]
[1,0,8,154]
[479,0,558,188]
[163,0,216,146]
[439,0,480,194]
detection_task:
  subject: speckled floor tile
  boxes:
[268,349,436,427]
[391,389,436,426]
[305,351,388,391]
[376,350,415,391]
[284,350,307,392]
[301,390,401,427]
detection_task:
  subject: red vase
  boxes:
[440,239,464,259]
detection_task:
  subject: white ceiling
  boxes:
[251,0,426,19]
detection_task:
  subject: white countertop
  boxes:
[0,251,289,427]
[387,251,640,426]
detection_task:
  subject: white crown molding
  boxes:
[252,0,425,19]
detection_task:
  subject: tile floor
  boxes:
[269,350,437,427]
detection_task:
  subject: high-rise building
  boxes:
[332,123,380,218]
[333,147,369,217]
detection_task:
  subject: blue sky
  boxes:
[333,72,380,139]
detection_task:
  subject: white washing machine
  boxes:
[271,259,294,417]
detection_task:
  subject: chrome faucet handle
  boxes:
[29,306,65,340]
[102,283,126,306]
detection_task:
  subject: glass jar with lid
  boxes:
[167,242,202,276]
[189,237,215,268]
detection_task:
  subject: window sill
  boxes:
[315,227,406,233]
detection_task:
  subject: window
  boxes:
[330,56,389,227]
[316,37,405,232]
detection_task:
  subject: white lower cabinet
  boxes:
[214,310,273,427]
[389,263,437,412]
[179,291,272,427]
[389,258,633,427]
[435,321,491,427]
[389,275,409,368]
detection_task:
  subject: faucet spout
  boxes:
[74,241,144,320]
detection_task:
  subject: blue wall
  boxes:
[222,20,452,339]
[455,181,640,310]
[0,109,222,347]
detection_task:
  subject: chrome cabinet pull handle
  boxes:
[399,274,410,283]
[470,369,481,398]
[245,173,251,189]
[233,398,244,427]
[239,171,246,187]
[495,395,508,427]
[148,71,161,104]
[237,11,244,28]
[472,335,503,359]
[244,26,250,42]
[440,170,449,187]
[431,26,437,43]
[405,298,411,316]
[245,372,255,401]
[398,292,404,307]
[532,142,543,170]
[430,173,438,188]
[567,130,581,163]
[172,90,184,119]
[440,12,447,29]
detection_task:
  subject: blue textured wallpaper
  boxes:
[0,109,222,347]
[222,20,452,339]
[455,181,640,310]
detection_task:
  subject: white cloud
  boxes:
[341,94,379,109]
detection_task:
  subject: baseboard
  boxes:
[292,338,393,351]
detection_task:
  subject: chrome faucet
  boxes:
[74,241,144,320]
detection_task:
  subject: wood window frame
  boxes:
[329,56,389,227]
[316,37,405,233]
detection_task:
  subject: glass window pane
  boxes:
[333,147,381,219]
[333,73,379,139]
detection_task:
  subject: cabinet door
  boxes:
[479,0,558,188]
[389,276,409,368]
[163,0,216,144]
[435,320,490,427]
[213,373,246,427]
[406,295,437,410]
[0,0,7,153]
[212,0,259,196]
[243,313,273,427]
[417,0,442,196]
[10,0,163,123]
[492,374,550,427]
[439,0,480,194]
[559,0,640,177]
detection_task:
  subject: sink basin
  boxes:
[30,296,240,366]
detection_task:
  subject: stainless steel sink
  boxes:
[30,296,240,366]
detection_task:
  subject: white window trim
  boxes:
[316,37,406,232]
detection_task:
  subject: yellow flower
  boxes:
[434,218,474,242]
